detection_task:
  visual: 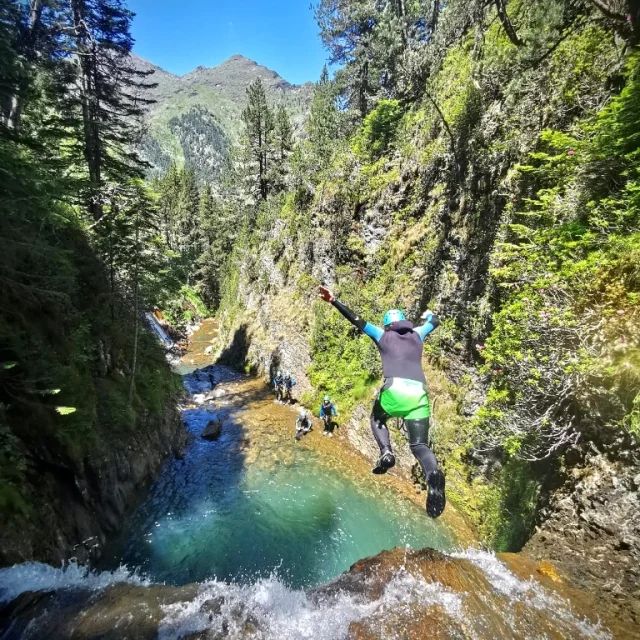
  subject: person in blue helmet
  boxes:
[318,285,446,519]
[283,371,297,403]
[319,395,338,436]
[295,409,312,441]
[273,370,285,403]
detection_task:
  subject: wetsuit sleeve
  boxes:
[415,313,440,342]
[331,299,383,343]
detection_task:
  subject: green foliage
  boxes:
[476,52,640,460]
[161,285,209,330]
[214,0,640,554]
[0,0,182,531]
[353,100,403,159]
[476,459,540,552]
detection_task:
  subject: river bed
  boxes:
[0,320,629,639]
[103,359,456,588]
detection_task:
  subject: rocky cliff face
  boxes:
[0,403,185,568]
[211,7,640,621]
[525,450,640,623]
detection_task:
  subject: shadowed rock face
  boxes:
[0,404,186,569]
[525,452,640,624]
[0,547,629,640]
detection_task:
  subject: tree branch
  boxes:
[495,0,524,47]
[587,0,627,21]
[424,90,461,174]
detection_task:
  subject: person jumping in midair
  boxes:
[318,286,446,518]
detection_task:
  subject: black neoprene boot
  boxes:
[425,469,446,518]
[372,448,396,475]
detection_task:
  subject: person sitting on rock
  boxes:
[273,370,285,403]
[319,396,338,437]
[283,371,296,403]
[318,285,446,519]
[295,410,312,441]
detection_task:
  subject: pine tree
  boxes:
[177,168,201,282]
[315,0,377,118]
[197,184,233,307]
[315,0,442,114]
[307,65,339,173]
[157,162,182,250]
[242,77,274,200]
[68,0,156,220]
[270,105,293,192]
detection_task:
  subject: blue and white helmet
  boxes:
[383,309,406,327]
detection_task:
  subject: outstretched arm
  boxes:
[319,286,384,343]
[415,310,440,342]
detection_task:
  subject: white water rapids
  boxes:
[0,550,611,640]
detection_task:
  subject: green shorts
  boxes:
[379,378,430,420]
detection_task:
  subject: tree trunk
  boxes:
[425,90,460,175]
[71,0,103,221]
[3,0,45,131]
[258,118,266,199]
[129,223,140,404]
[430,0,440,35]
[588,0,640,44]
[495,0,524,47]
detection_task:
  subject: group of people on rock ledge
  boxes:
[271,284,446,520]
[272,370,338,439]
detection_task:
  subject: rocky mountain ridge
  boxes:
[132,54,314,182]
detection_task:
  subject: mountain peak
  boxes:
[223,54,258,66]
[181,55,294,91]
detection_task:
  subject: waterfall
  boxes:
[145,311,174,347]
[0,553,612,640]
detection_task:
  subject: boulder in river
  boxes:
[202,419,222,441]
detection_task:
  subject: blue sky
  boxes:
[127,0,329,85]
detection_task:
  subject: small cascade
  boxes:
[145,311,174,347]
[0,550,615,640]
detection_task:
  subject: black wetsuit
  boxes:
[331,299,440,479]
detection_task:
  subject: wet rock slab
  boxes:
[0,583,198,640]
[0,547,627,640]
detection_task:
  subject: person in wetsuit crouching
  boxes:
[295,410,312,441]
[318,286,446,518]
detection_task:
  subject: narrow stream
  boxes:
[103,363,455,589]
[0,321,623,639]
